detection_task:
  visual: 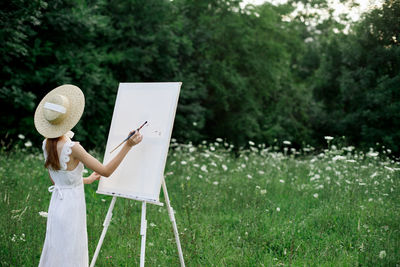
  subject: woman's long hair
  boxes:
[45,137,61,170]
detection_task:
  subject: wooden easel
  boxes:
[89,179,185,267]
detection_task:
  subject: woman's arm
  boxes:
[72,131,142,177]
[83,172,101,184]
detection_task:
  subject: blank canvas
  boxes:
[96,82,181,205]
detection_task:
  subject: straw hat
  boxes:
[34,84,85,138]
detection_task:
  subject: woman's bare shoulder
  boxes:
[71,142,85,153]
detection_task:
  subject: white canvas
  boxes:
[97,82,181,205]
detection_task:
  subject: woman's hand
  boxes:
[127,131,143,147]
[84,172,101,184]
[72,131,143,179]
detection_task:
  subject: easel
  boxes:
[90,179,185,267]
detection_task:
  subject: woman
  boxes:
[34,84,142,267]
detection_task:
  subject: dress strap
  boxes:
[59,139,77,171]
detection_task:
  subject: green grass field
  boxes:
[1,140,399,266]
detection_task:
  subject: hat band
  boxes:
[44,102,67,114]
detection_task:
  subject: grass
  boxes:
[0,140,399,266]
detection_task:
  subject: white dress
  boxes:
[39,139,88,267]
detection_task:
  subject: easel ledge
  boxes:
[96,190,164,206]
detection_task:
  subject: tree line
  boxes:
[1,0,399,154]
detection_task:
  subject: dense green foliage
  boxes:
[310,1,400,154]
[1,0,399,153]
[1,142,399,265]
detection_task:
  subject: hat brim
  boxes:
[34,85,85,138]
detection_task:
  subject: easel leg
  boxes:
[140,202,147,267]
[162,179,185,267]
[90,196,117,267]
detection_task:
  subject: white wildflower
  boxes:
[38,211,48,218]
[210,146,215,151]
[343,146,355,152]
[276,207,280,212]
[213,181,219,185]
[379,250,386,259]
[24,141,32,147]
[283,140,291,145]
[384,166,394,172]
[367,152,379,157]
[216,137,223,142]
[18,134,25,139]
[150,222,156,227]
[180,161,187,165]
[310,174,320,181]
[279,179,285,183]
[260,189,267,194]
[258,170,265,175]
[332,155,346,161]
[324,136,334,141]
[313,193,319,198]
[249,141,255,146]
[222,164,228,171]
[247,174,253,179]
[200,165,208,172]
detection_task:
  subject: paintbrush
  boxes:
[109,121,148,153]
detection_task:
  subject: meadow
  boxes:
[1,138,399,266]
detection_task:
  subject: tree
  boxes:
[310,0,400,152]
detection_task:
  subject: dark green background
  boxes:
[1,0,399,154]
